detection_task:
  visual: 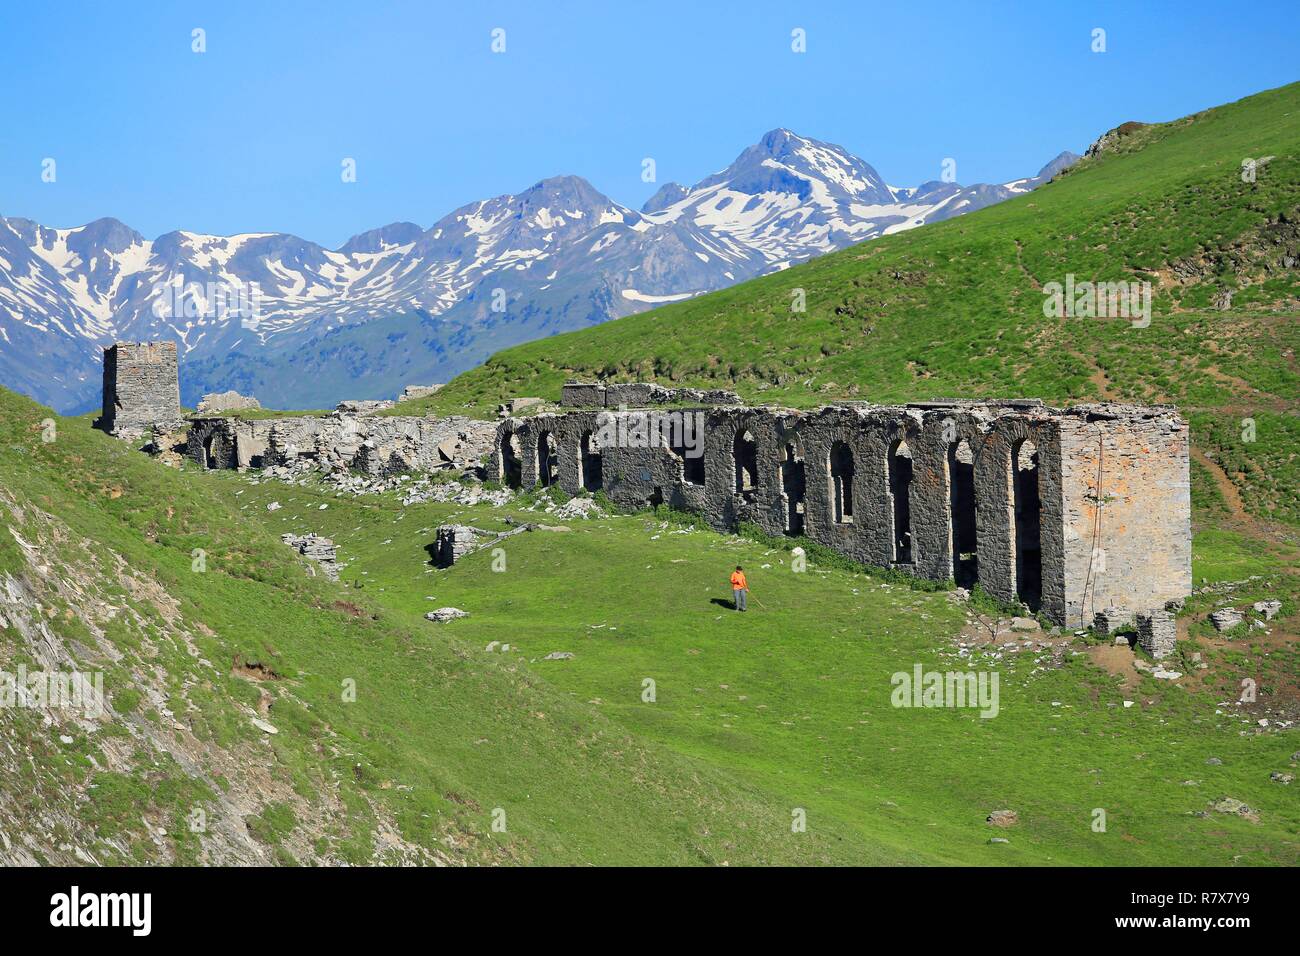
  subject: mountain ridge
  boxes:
[0,130,1078,413]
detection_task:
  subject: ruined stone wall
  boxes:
[187,413,497,476]
[1058,405,1191,627]
[100,342,181,436]
[561,381,743,408]
[490,400,1188,626]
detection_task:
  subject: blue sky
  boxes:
[2,0,1296,248]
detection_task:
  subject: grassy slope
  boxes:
[344,82,1300,864]
[0,389,864,865]
[417,82,1300,526]
[4,84,1299,867]
[210,467,1299,866]
[5,389,1294,864]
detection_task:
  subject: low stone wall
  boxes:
[561,381,742,408]
[399,384,443,402]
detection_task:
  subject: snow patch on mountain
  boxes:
[0,131,1078,413]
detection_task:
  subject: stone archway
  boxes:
[500,431,523,489]
[828,441,854,524]
[1012,438,1042,611]
[948,439,978,588]
[889,439,914,564]
[780,442,806,535]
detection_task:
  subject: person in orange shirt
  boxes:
[730,566,748,612]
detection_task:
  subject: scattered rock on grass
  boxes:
[1253,600,1282,621]
[1210,608,1244,631]
[986,810,1018,827]
[425,607,468,623]
[1210,797,1259,822]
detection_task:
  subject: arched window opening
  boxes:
[579,434,603,494]
[1012,438,1042,611]
[203,431,222,469]
[829,441,854,524]
[501,432,523,489]
[948,439,978,588]
[889,439,914,564]
[734,429,758,496]
[670,433,705,485]
[780,443,806,536]
[537,431,560,487]
[579,431,602,491]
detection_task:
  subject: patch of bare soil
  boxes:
[1085,641,1141,692]
[231,656,281,682]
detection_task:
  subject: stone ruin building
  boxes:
[94,345,1192,631]
[491,385,1192,628]
[97,341,181,437]
[95,342,493,476]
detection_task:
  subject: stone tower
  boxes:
[99,341,181,436]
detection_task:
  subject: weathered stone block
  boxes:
[1210,607,1244,631]
[281,533,340,580]
[434,525,480,568]
[1136,610,1177,659]
[398,384,443,402]
[1093,606,1136,637]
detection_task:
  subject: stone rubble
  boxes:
[281,533,340,580]
[1210,608,1245,632]
[1252,600,1282,621]
[425,607,468,623]
[335,399,395,415]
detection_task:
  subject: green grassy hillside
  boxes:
[419,82,1300,529]
[4,386,1297,865]
[0,388,864,865]
[3,82,1298,867]
[219,470,1300,866]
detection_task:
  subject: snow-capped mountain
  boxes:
[0,131,1078,413]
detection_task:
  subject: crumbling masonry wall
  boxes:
[99,341,181,436]
[490,399,1190,626]
[186,413,496,476]
[561,381,743,408]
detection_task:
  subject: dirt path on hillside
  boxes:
[1071,351,1121,401]
[1192,447,1255,527]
